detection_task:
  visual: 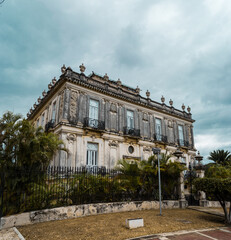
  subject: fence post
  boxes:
[0,170,5,228]
[179,171,187,208]
[196,168,208,207]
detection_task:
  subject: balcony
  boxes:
[83,117,105,130]
[178,139,189,147]
[45,120,55,132]
[123,127,140,137]
[154,134,168,143]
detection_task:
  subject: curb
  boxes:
[13,227,25,240]
[126,227,228,240]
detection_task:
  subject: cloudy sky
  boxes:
[1,0,231,162]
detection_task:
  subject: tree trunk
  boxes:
[217,196,229,224]
[228,201,231,225]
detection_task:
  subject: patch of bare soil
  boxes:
[19,209,225,240]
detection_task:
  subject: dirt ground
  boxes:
[19,209,225,240]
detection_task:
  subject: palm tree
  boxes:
[208,149,231,166]
[0,111,22,167]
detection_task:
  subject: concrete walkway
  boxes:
[187,206,224,218]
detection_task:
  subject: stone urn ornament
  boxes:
[182,104,185,111]
[117,78,122,86]
[42,90,46,97]
[161,95,165,104]
[135,86,140,94]
[104,73,109,81]
[146,90,150,98]
[52,77,56,85]
[169,99,173,107]
[37,96,41,104]
[61,64,66,73]
[79,63,86,73]
[187,106,191,113]
[48,83,52,90]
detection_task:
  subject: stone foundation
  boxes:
[0,200,180,229]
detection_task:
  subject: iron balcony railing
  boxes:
[83,117,105,130]
[123,127,140,137]
[178,139,189,147]
[154,134,168,143]
[45,120,55,132]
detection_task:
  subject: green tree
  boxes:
[208,149,231,166]
[0,111,65,170]
[194,177,231,224]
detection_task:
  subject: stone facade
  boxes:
[27,64,197,169]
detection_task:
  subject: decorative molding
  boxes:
[108,140,118,147]
[110,103,117,113]
[143,146,151,152]
[168,120,173,128]
[69,91,78,122]
[66,133,76,143]
[143,113,148,121]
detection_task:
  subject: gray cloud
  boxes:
[1,0,231,161]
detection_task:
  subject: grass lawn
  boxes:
[18,208,225,240]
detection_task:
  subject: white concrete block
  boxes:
[126,218,144,229]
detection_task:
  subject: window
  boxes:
[86,143,98,167]
[127,110,134,129]
[128,146,134,154]
[52,102,56,122]
[41,113,45,127]
[89,99,99,127]
[155,118,162,141]
[178,125,184,145]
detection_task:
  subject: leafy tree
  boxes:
[208,149,231,166]
[194,177,231,224]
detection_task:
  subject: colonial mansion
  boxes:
[27,64,197,169]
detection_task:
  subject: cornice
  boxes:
[27,67,195,123]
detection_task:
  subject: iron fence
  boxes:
[0,166,179,217]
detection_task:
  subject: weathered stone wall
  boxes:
[205,201,230,208]
[0,200,180,229]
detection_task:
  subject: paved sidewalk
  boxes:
[127,227,231,240]
[187,206,224,218]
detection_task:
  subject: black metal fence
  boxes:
[0,166,179,217]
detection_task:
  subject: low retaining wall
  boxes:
[199,200,230,208]
[0,200,180,229]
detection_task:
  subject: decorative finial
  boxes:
[182,103,185,111]
[52,77,56,85]
[37,96,41,103]
[48,83,52,90]
[42,90,46,97]
[187,106,191,113]
[33,102,37,108]
[27,113,30,118]
[30,107,33,113]
[61,64,66,73]
[103,73,109,81]
[79,63,86,73]
[146,90,150,98]
[135,86,140,94]
[117,78,122,86]
[169,99,173,107]
[161,95,165,104]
